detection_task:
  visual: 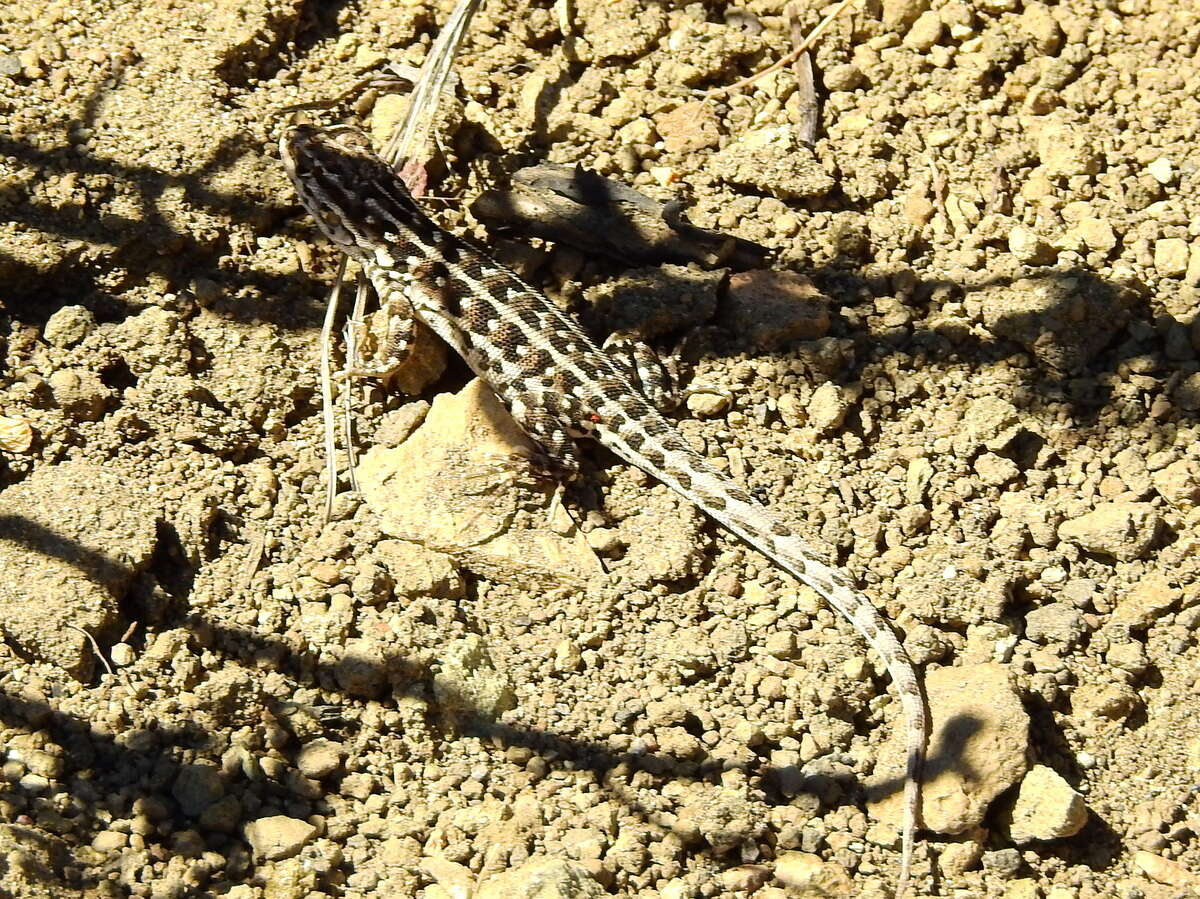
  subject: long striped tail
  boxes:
[600,427,926,897]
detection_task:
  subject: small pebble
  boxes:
[686,390,730,418]
[109,643,136,667]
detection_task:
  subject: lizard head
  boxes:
[279,124,428,262]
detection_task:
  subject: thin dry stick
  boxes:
[66,624,116,679]
[341,277,374,494]
[67,623,134,695]
[382,0,484,178]
[242,532,266,589]
[319,255,350,521]
[701,0,856,99]
[787,1,819,144]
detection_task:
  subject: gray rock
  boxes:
[432,634,516,723]
[710,127,835,200]
[172,763,225,817]
[1025,603,1087,647]
[975,274,1131,374]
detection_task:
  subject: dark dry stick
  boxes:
[787,0,819,144]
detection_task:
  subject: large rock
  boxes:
[710,127,835,200]
[474,857,604,899]
[0,462,157,677]
[585,264,721,339]
[868,663,1030,835]
[356,380,603,585]
[773,852,853,897]
[723,270,831,351]
[432,634,516,724]
[243,815,316,862]
[1133,850,1200,890]
[673,782,760,854]
[1057,502,1162,561]
[974,274,1131,374]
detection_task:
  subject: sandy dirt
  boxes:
[1,0,1199,897]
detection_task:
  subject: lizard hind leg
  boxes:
[602,331,682,412]
[603,330,731,414]
[342,298,419,380]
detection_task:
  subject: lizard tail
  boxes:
[600,428,926,896]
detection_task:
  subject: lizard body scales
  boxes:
[280,124,926,895]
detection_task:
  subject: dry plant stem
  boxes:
[342,276,374,493]
[381,0,484,174]
[242,529,267,589]
[320,256,350,521]
[67,623,133,698]
[787,1,819,144]
[791,49,818,143]
[701,0,856,99]
[66,624,115,679]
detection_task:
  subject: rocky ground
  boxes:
[1,0,1200,897]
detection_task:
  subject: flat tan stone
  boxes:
[357,380,603,586]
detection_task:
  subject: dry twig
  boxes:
[701,0,856,99]
[65,623,132,694]
[787,2,819,144]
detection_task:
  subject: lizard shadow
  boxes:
[0,622,988,892]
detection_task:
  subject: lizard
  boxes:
[279,123,927,896]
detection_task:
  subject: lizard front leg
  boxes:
[342,294,419,380]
